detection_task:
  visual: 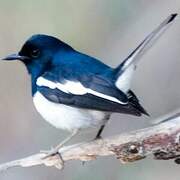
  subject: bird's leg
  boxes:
[94,114,110,140]
[94,125,105,140]
[42,129,79,159]
[81,125,106,166]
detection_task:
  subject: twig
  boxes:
[1,111,180,171]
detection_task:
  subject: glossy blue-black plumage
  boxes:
[20,35,115,94]
[17,34,147,116]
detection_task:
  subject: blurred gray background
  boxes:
[0,0,180,179]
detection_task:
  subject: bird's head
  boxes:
[2,34,73,75]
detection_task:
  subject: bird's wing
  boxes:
[35,70,142,116]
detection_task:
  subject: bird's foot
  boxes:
[40,147,64,167]
[94,135,103,141]
[41,147,62,158]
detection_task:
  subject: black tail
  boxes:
[115,13,177,75]
[114,14,177,93]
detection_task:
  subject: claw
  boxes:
[41,148,64,167]
[39,129,79,168]
[42,149,60,158]
[94,135,102,140]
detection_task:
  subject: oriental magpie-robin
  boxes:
[2,14,177,157]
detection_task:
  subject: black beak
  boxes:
[2,53,29,61]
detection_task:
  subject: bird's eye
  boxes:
[31,49,40,58]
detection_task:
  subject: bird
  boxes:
[1,14,177,158]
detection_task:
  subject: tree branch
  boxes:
[1,112,180,171]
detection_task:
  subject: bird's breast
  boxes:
[33,92,109,131]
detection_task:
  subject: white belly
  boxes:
[33,92,109,131]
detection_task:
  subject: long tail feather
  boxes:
[115,14,177,93]
[117,13,177,73]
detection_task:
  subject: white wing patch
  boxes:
[36,77,69,93]
[36,77,127,105]
[62,81,87,95]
